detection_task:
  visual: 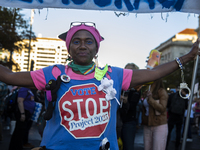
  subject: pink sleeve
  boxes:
[30,66,62,91]
[122,69,132,91]
[30,69,46,90]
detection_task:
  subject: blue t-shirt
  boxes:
[40,65,124,150]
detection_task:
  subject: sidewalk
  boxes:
[134,125,200,150]
[166,125,200,150]
[0,122,41,150]
[0,122,199,150]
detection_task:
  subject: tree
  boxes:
[0,7,35,70]
[163,60,195,90]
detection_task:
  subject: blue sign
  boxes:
[0,0,199,14]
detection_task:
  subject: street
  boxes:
[0,122,199,150]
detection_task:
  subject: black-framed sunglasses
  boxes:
[70,22,96,29]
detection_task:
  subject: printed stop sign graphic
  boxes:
[59,83,111,139]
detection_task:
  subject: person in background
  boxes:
[181,99,194,142]
[36,90,46,138]
[166,89,177,143]
[0,22,198,149]
[142,79,168,150]
[9,87,36,150]
[119,63,141,150]
[166,89,188,150]
[136,98,143,128]
[0,81,8,141]
[193,95,200,137]
[116,107,123,150]
[4,86,18,135]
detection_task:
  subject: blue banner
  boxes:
[0,0,199,14]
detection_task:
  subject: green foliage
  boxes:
[0,7,35,69]
[163,60,195,89]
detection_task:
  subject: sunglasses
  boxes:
[59,22,104,41]
[70,22,96,29]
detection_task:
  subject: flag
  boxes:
[0,0,199,14]
[30,9,34,25]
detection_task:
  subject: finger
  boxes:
[197,38,200,48]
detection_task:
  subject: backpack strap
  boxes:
[42,65,66,120]
[43,75,62,121]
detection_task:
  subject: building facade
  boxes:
[2,28,198,72]
[13,37,68,71]
[156,28,197,64]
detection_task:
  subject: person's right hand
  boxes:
[20,114,25,122]
[120,95,128,104]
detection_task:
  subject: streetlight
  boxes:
[27,9,34,71]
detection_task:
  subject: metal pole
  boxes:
[27,24,32,71]
[27,9,34,71]
[181,15,200,150]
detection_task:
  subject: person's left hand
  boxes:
[146,91,152,97]
[120,95,128,103]
[20,114,25,122]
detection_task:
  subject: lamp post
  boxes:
[27,9,34,71]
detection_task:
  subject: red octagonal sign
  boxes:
[58,83,111,139]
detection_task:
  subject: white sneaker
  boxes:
[186,138,193,142]
[3,126,10,130]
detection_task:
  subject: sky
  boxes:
[22,8,199,69]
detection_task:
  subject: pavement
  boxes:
[0,122,200,150]
[0,121,41,150]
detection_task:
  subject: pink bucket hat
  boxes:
[58,24,104,53]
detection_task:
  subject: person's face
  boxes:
[69,30,97,66]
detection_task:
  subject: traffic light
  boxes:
[30,60,34,71]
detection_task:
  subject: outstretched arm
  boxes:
[129,39,200,88]
[0,65,35,87]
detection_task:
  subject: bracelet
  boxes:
[175,57,183,70]
[180,57,184,65]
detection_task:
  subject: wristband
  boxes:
[175,57,183,70]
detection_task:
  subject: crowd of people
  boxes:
[117,77,200,150]
[0,76,200,150]
[0,22,199,150]
[0,84,45,149]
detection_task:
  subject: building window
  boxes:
[36,64,49,66]
[164,54,167,61]
[37,56,55,59]
[180,53,184,56]
[37,60,55,63]
[167,53,170,60]
[38,48,55,51]
[37,52,55,55]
